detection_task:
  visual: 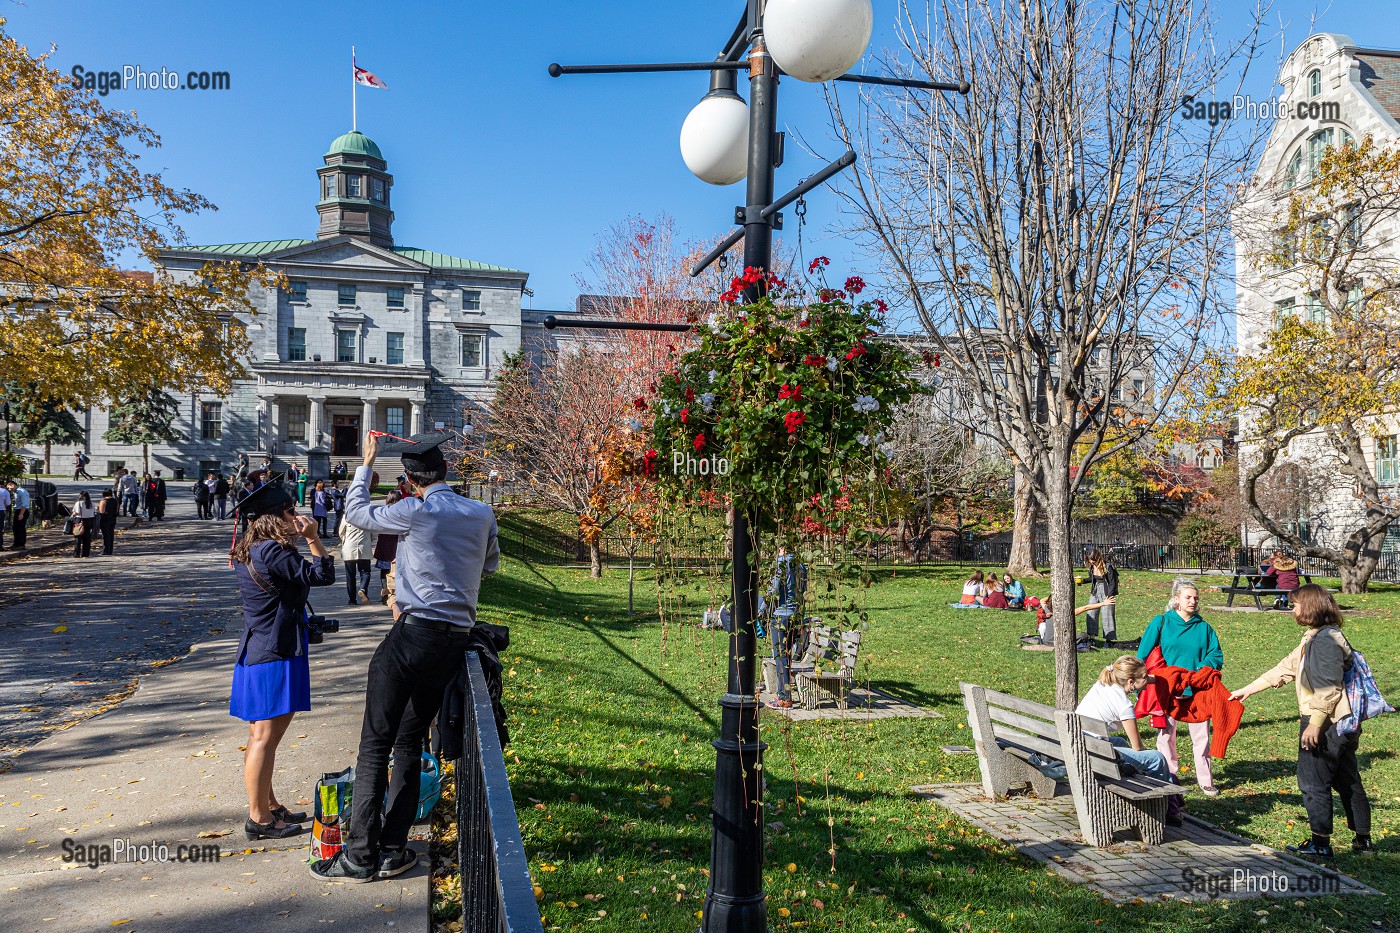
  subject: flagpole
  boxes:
[352,45,357,131]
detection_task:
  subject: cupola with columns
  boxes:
[316,130,395,247]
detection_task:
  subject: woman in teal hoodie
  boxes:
[1137,578,1224,796]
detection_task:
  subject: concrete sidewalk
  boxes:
[0,599,433,932]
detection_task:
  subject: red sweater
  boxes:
[1134,648,1245,759]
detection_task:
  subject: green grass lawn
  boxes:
[476,539,1399,933]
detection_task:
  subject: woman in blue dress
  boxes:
[229,482,336,840]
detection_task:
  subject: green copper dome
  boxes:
[326,130,383,161]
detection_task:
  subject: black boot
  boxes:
[1352,835,1377,857]
[1286,836,1334,860]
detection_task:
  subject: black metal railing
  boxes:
[457,652,543,933]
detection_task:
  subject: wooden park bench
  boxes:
[959,682,1179,847]
[792,626,863,710]
[1215,569,1327,610]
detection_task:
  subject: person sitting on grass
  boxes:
[981,578,1009,609]
[1020,594,1116,647]
[1077,655,1184,826]
[959,570,984,606]
[1002,572,1026,609]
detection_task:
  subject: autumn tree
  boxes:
[1205,137,1400,592]
[4,383,84,472]
[828,0,1262,707]
[0,19,278,406]
[104,388,181,473]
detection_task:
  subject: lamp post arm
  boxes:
[832,73,970,93]
[548,61,747,77]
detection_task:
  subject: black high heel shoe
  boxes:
[245,817,304,840]
[273,805,308,824]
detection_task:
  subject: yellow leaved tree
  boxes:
[0,19,278,405]
[1199,137,1400,592]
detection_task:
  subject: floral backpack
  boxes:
[1335,649,1395,736]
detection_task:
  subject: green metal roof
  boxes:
[326,130,383,160]
[173,240,523,275]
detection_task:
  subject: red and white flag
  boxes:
[353,56,387,90]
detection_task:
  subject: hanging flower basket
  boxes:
[646,262,918,533]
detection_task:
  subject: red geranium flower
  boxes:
[693,433,707,452]
[784,411,807,434]
[633,396,647,411]
[845,276,866,295]
[845,344,867,361]
[685,386,695,403]
[642,449,658,476]
[778,383,802,401]
[679,407,690,424]
[803,354,826,366]
[874,298,888,315]
[808,256,830,274]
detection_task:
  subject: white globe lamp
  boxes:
[764,0,873,83]
[680,71,749,186]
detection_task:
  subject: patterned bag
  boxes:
[309,766,355,862]
[1335,651,1395,736]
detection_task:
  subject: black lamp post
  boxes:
[545,5,965,930]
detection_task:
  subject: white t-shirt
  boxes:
[1075,681,1135,731]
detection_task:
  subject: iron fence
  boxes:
[457,652,543,933]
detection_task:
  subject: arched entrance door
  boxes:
[332,413,361,456]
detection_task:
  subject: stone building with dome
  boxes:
[34,130,563,480]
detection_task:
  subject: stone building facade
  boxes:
[24,130,568,479]
[1233,34,1400,550]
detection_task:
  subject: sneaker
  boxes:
[1285,839,1334,860]
[765,698,793,710]
[377,846,419,878]
[309,851,376,883]
[357,589,369,605]
[1352,836,1377,857]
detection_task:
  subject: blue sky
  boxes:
[2,0,1380,316]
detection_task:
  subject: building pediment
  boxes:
[261,236,431,272]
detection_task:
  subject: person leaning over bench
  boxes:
[1076,655,1185,826]
[310,430,500,884]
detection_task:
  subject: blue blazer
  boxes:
[234,540,335,665]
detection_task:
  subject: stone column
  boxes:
[308,395,327,450]
[362,396,378,436]
[261,397,276,454]
[410,399,424,435]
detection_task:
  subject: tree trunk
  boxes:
[44,440,51,474]
[1008,468,1042,577]
[1338,526,1385,593]
[1047,473,1079,711]
[628,552,636,614]
[589,540,602,579]
[142,443,149,474]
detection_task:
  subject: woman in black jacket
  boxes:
[96,489,119,555]
[229,482,335,840]
[1081,548,1121,647]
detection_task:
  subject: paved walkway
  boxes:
[913,783,1378,904]
[760,685,945,722]
[0,512,432,932]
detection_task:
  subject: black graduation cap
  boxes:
[380,430,451,473]
[238,480,297,521]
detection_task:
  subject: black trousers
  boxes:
[345,560,371,601]
[347,618,471,868]
[11,509,26,549]
[1297,717,1371,838]
[100,521,116,554]
[73,528,92,558]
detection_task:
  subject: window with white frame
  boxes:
[387,287,404,308]
[337,329,357,363]
[338,283,356,306]
[1308,68,1321,98]
[288,327,306,362]
[386,406,405,437]
[285,403,307,441]
[462,289,482,312]
[288,281,308,302]
[1378,435,1400,487]
[200,402,223,441]
[386,332,404,365]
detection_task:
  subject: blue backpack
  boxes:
[1335,650,1395,736]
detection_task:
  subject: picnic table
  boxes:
[1216,567,1315,610]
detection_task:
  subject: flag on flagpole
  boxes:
[353,55,388,90]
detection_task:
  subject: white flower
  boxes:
[706,314,721,333]
[707,369,719,384]
[826,358,839,372]
[628,418,644,432]
[856,433,871,447]
[874,431,886,444]
[660,400,672,415]
[879,441,896,456]
[800,309,809,323]
[853,395,881,414]
[700,392,716,411]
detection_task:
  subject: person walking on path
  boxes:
[1080,548,1121,647]
[310,430,499,883]
[330,480,346,538]
[71,491,97,558]
[1229,584,1376,859]
[229,481,336,842]
[309,480,331,537]
[765,545,807,710]
[72,450,94,481]
[295,466,308,506]
[234,452,250,489]
[340,516,377,606]
[1137,579,1224,796]
[372,491,402,604]
[215,473,231,521]
[118,469,140,516]
[7,480,29,551]
[0,480,8,551]
[96,489,119,555]
[147,471,168,521]
[193,474,211,520]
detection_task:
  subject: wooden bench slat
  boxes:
[980,686,1058,719]
[993,733,1121,780]
[1101,776,1180,799]
[985,704,1058,742]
